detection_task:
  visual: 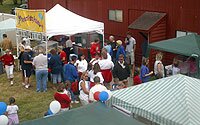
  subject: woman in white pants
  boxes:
[0,49,14,85]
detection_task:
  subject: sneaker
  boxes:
[74,101,79,104]
[22,83,25,86]
[36,90,41,92]
[10,81,14,85]
[43,89,47,92]
[25,85,29,89]
[71,101,74,104]
[28,84,31,87]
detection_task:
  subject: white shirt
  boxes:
[88,70,104,84]
[107,53,112,61]
[66,39,73,48]
[6,105,19,115]
[98,59,114,70]
[89,84,107,102]
[32,54,48,70]
[90,58,100,66]
[75,59,88,73]
[126,37,136,52]
[172,66,180,75]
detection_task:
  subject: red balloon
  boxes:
[94,91,100,101]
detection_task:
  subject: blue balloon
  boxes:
[99,91,109,101]
[0,102,7,115]
[47,109,53,115]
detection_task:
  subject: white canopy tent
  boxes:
[0,18,16,30]
[0,13,15,22]
[0,18,16,45]
[46,4,104,37]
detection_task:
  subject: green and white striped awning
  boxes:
[108,74,200,125]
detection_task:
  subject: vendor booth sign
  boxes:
[15,8,46,33]
[16,30,44,41]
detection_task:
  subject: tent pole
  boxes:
[197,56,200,78]
[16,30,20,71]
[45,34,48,55]
[191,54,199,78]
[102,30,104,47]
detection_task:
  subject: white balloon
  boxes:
[49,101,61,114]
[0,115,8,125]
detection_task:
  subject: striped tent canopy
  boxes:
[108,74,200,125]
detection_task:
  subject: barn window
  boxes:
[109,10,123,22]
[176,30,197,37]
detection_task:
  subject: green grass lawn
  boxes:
[0,70,81,123]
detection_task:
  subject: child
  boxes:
[133,67,142,85]
[6,97,19,125]
[54,83,71,112]
[111,78,125,90]
[172,58,180,75]
[111,78,120,90]
[64,80,72,100]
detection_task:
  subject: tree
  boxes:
[0,0,3,5]
[13,0,17,5]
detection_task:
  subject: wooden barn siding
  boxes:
[28,0,67,10]
[29,0,200,67]
[149,19,167,69]
[29,0,200,36]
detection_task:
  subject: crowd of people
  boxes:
[1,32,197,124]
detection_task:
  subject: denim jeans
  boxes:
[68,88,76,101]
[36,70,48,92]
[52,73,62,84]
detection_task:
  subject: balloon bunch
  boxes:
[93,90,112,102]
[46,101,61,116]
[0,102,8,125]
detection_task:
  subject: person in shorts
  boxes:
[21,46,33,89]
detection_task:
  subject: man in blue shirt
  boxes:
[64,55,78,82]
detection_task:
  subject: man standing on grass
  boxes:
[21,46,33,89]
[109,35,117,63]
[125,32,136,77]
[0,34,13,55]
[32,48,48,92]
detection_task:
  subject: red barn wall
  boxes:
[28,0,67,10]
[28,0,200,37]
[29,0,200,67]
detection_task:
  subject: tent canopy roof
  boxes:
[21,102,144,125]
[149,34,200,57]
[109,74,200,125]
[46,4,104,37]
[0,13,15,21]
[128,12,166,32]
[0,18,16,30]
